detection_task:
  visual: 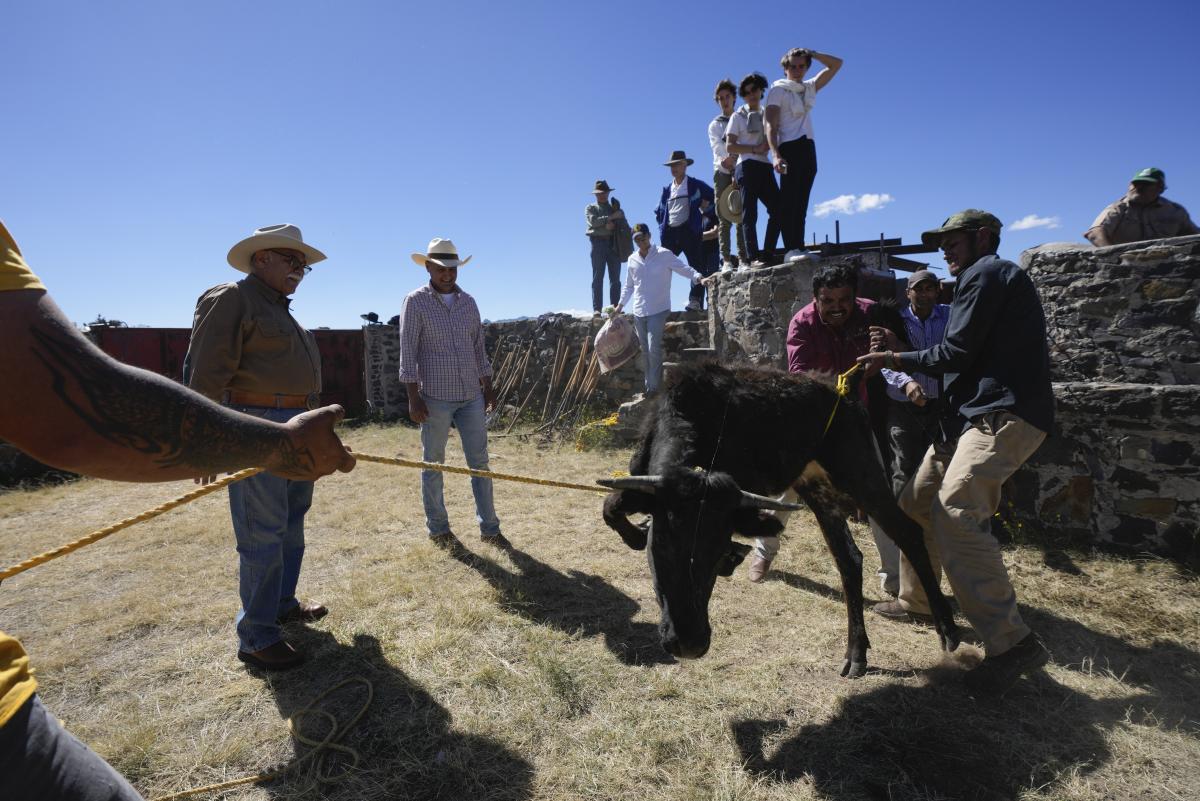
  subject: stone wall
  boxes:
[363,312,709,420]
[707,254,898,368]
[1007,237,1200,562]
[1022,236,1200,385]
[1004,382,1199,562]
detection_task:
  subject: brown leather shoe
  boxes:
[238,640,303,671]
[277,601,328,625]
[873,599,934,625]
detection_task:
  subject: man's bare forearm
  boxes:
[0,292,316,481]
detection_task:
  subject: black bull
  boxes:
[599,362,961,677]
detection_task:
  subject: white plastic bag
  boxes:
[594,314,640,374]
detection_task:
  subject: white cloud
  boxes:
[1009,214,1061,231]
[813,193,894,217]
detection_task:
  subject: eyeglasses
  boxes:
[270,250,311,273]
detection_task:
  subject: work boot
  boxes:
[963,632,1050,695]
[481,532,513,550]
[238,640,303,671]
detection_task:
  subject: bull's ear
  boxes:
[715,541,751,577]
[730,509,785,540]
[602,492,651,550]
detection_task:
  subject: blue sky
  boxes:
[4,0,1197,327]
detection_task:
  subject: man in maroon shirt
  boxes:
[748,263,896,589]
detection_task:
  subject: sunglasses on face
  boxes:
[270,250,311,273]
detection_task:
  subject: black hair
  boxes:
[738,72,769,98]
[714,78,736,100]
[812,263,858,294]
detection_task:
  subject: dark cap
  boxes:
[1130,167,1165,185]
[632,223,651,239]
[921,209,1003,248]
[907,269,939,288]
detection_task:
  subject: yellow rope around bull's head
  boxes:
[823,362,862,435]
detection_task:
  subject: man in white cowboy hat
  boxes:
[0,218,354,799]
[585,179,629,314]
[185,223,331,671]
[399,238,506,550]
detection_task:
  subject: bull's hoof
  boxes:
[940,625,962,653]
[840,658,868,678]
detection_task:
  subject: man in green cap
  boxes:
[1085,167,1198,247]
[858,209,1055,695]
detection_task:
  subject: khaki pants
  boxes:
[895,411,1046,655]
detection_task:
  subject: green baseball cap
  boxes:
[921,209,1003,248]
[1130,167,1165,184]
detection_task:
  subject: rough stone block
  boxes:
[1113,497,1177,520]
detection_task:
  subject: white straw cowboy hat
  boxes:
[411,238,473,268]
[227,224,327,273]
[717,184,743,225]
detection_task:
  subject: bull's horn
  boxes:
[739,491,804,511]
[596,475,664,494]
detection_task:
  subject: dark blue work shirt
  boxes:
[899,255,1055,434]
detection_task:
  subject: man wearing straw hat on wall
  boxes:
[399,238,507,551]
[185,224,331,671]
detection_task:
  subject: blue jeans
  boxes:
[0,695,143,800]
[227,406,314,653]
[420,393,501,537]
[589,236,622,312]
[633,311,669,393]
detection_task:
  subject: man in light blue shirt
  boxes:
[615,223,701,394]
[875,269,951,596]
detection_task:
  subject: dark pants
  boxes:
[661,224,706,308]
[887,399,944,497]
[589,235,622,311]
[735,159,782,261]
[689,239,720,308]
[0,695,143,800]
[778,136,818,250]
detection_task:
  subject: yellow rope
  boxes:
[149,676,373,801]
[354,452,611,495]
[822,362,862,434]
[0,468,261,583]
[1,453,613,583]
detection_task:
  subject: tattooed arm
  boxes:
[0,290,355,482]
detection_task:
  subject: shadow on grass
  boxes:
[451,543,676,667]
[731,603,1199,800]
[730,668,1132,800]
[252,631,533,801]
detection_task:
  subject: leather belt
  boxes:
[223,390,321,410]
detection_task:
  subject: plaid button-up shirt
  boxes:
[398,284,492,402]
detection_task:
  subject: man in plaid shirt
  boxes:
[399,238,507,549]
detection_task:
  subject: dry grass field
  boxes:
[1,423,1197,801]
